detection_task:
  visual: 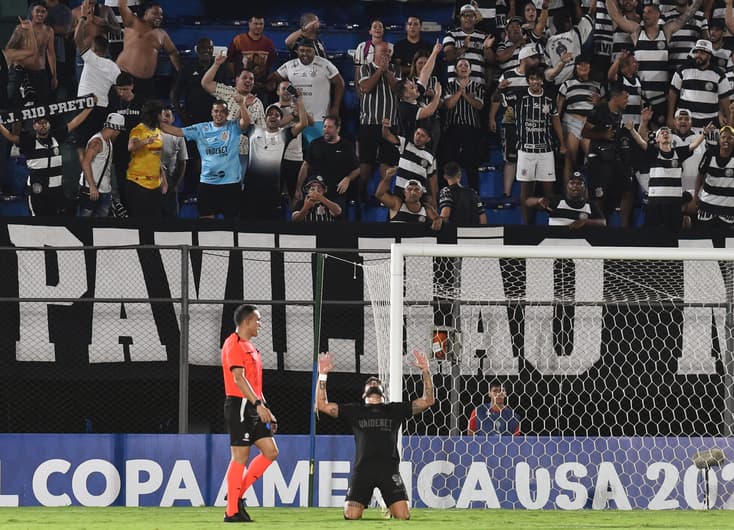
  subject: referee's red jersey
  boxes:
[221,333,263,398]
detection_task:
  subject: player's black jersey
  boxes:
[339,402,412,470]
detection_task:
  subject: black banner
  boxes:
[0,94,96,125]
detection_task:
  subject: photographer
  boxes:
[582,84,637,227]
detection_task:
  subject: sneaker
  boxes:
[497,194,515,209]
[238,498,253,522]
[223,511,252,523]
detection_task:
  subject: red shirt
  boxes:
[221,332,263,398]
[227,33,276,80]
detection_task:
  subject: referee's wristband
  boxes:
[252,399,262,407]
[318,373,328,381]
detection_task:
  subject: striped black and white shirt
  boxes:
[394,136,436,194]
[593,2,614,57]
[711,47,734,93]
[547,198,601,226]
[497,40,522,74]
[646,145,694,203]
[558,78,605,116]
[443,28,490,85]
[359,62,400,126]
[498,67,530,124]
[514,89,558,153]
[635,28,670,107]
[389,202,428,223]
[670,64,732,128]
[444,79,485,128]
[698,148,734,222]
[20,126,69,189]
[662,8,708,72]
[613,72,646,126]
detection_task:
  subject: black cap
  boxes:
[574,54,592,65]
[295,37,315,49]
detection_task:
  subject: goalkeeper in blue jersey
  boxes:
[467,380,522,436]
[316,350,435,520]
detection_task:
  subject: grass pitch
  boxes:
[1,507,733,530]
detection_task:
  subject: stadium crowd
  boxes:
[2,0,734,231]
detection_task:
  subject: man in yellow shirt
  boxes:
[127,99,167,217]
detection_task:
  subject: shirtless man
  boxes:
[71,0,120,50]
[13,2,55,105]
[115,0,180,99]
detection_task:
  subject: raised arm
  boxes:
[4,18,37,64]
[67,104,95,133]
[624,120,648,149]
[410,351,435,414]
[117,0,143,30]
[417,82,443,120]
[664,0,704,38]
[74,7,90,54]
[381,118,399,145]
[290,95,309,136]
[417,41,442,88]
[201,51,227,96]
[0,122,20,145]
[606,0,642,37]
[316,352,339,418]
[375,166,401,211]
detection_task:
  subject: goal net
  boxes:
[363,243,734,510]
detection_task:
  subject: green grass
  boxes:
[1,507,733,529]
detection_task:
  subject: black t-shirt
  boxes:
[108,92,144,159]
[304,137,359,200]
[392,39,433,75]
[338,402,412,470]
[438,184,485,225]
[174,58,230,124]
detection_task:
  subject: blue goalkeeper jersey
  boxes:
[183,120,242,185]
[474,404,521,436]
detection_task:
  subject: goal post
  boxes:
[364,242,734,509]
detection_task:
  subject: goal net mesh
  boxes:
[363,248,734,509]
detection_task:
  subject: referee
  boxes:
[220,304,278,523]
[316,350,435,520]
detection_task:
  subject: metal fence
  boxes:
[0,244,386,435]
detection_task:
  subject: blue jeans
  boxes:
[79,192,112,218]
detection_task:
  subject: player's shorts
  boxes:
[516,150,556,182]
[501,122,518,163]
[197,182,241,218]
[223,396,274,447]
[346,464,409,507]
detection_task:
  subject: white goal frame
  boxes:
[387,242,734,433]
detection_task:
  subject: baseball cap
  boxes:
[295,37,315,49]
[674,108,691,119]
[569,171,585,182]
[655,126,671,140]
[460,4,477,14]
[507,16,524,26]
[574,54,591,65]
[303,175,327,190]
[693,39,714,54]
[265,104,284,118]
[103,112,126,131]
[518,44,541,61]
[405,179,425,192]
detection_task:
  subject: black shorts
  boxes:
[224,396,274,447]
[501,123,518,163]
[346,464,409,507]
[197,182,241,218]
[587,155,634,202]
[357,124,400,166]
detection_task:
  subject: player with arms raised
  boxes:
[316,350,435,520]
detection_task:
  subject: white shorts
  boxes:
[516,150,556,182]
[562,113,586,140]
